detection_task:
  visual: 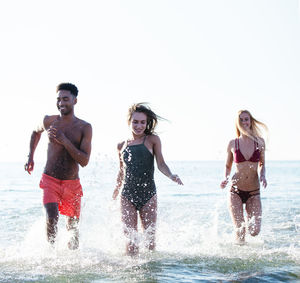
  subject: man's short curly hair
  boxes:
[56,83,79,97]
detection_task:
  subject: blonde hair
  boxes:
[235,110,268,142]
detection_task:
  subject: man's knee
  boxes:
[44,202,59,219]
[67,217,79,230]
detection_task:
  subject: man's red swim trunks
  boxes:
[39,174,83,218]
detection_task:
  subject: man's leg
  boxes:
[66,216,79,250]
[44,202,59,245]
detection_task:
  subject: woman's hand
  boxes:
[112,188,120,200]
[220,178,229,189]
[260,175,267,188]
[170,174,183,185]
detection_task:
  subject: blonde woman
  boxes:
[220,110,268,244]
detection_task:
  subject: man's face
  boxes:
[56,90,76,115]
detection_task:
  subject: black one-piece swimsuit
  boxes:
[121,137,156,210]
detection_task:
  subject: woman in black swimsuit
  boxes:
[113,103,183,256]
[220,110,268,244]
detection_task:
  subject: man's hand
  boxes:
[24,157,34,175]
[47,124,66,145]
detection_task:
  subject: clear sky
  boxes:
[0,0,299,162]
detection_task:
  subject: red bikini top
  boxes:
[233,138,260,163]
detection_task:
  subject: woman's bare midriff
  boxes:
[232,161,260,191]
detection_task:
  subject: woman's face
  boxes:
[130,112,147,136]
[239,112,251,131]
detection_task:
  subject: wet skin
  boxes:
[44,114,87,180]
[25,90,92,249]
[113,111,183,256]
[220,112,267,243]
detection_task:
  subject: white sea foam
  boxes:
[0,160,300,282]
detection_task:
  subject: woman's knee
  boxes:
[249,225,260,236]
[248,220,261,236]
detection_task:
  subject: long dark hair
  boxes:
[128,103,163,135]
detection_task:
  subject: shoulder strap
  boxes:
[235,138,239,150]
[123,140,129,149]
[253,137,258,149]
[142,135,147,144]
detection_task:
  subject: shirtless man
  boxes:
[25,83,92,249]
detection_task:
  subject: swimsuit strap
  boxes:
[235,138,239,150]
[254,138,259,149]
[142,135,147,144]
[125,140,129,148]
[125,136,147,147]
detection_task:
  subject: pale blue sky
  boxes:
[0,0,299,162]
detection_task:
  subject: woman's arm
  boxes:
[152,135,183,185]
[112,142,125,199]
[220,140,234,189]
[259,138,267,188]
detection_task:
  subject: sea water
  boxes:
[0,160,300,282]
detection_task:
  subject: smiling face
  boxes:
[129,111,148,137]
[239,112,251,131]
[56,90,77,115]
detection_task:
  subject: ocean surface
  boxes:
[0,160,300,282]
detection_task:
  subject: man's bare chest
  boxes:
[62,126,82,144]
[47,120,83,145]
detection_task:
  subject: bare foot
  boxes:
[126,244,139,257]
[234,238,246,246]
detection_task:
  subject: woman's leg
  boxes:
[246,195,262,237]
[139,195,157,251]
[121,196,138,255]
[229,192,246,243]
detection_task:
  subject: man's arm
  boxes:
[49,123,93,167]
[24,118,45,174]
